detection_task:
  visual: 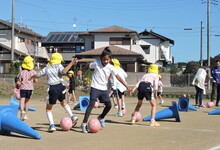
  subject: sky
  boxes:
[0,0,219,63]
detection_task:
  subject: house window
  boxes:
[75,46,81,53]
[18,37,25,42]
[109,37,131,45]
[91,42,94,49]
[0,34,6,42]
[141,45,150,54]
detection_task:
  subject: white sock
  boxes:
[46,111,54,125]
[151,119,155,122]
[64,105,73,117]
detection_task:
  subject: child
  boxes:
[67,70,77,105]
[17,56,38,121]
[78,47,131,133]
[13,75,21,100]
[111,58,127,117]
[108,74,118,108]
[130,64,160,127]
[157,75,164,105]
[31,52,78,132]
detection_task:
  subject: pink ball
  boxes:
[88,118,101,133]
[60,117,73,131]
[122,108,126,115]
[94,101,99,108]
[132,112,142,122]
[207,101,214,108]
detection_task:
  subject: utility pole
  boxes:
[200,21,203,66]
[11,0,15,61]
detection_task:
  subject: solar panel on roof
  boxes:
[47,34,55,42]
[63,34,71,42]
[58,34,66,41]
[69,34,78,42]
[52,34,61,42]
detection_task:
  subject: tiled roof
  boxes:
[88,25,137,33]
[0,19,44,38]
[75,45,142,57]
[139,29,174,45]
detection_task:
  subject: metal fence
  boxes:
[0,73,195,87]
[0,74,16,84]
[170,73,194,87]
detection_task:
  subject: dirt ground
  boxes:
[0,96,220,150]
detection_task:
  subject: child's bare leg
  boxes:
[72,93,77,103]
[131,100,143,124]
[149,99,160,126]
[117,98,122,116]
[134,100,143,112]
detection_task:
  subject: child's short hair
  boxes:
[100,47,112,59]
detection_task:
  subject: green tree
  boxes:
[183,61,200,74]
[9,60,22,74]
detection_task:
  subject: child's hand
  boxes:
[16,80,21,86]
[72,58,78,65]
[129,88,135,96]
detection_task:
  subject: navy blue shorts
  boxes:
[157,92,162,96]
[137,82,153,100]
[116,89,124,99]
[110,89,117,98]
[90,87,110,103]
[20,90,33,99]
[48,83,66,104]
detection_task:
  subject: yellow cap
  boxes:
[158,74,162,78]
[68,70,74,75]
[148,64,158,74]
[21,56,34,70]
[111,58,120,69]
[48,52,63,65]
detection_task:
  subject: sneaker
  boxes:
[48,124,56,132]
[114,104,118,109]
[116,111,123,117]
[20,111,26,121]
[81,124,88,133]
[199,104,206,108]
[99,119,105,128]
[159,100,164,105]
[24,114,28,120]
[149,121,160,127]
[71,116,78,127]
[130,116,136,125]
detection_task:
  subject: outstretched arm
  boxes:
[63,58,78,73]
[115,74,131,92]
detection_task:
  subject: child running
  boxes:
[157,75,164,105]
[78,47,131,133]
[31,52,78,132]
[17,56,38,121]
[111,58,127,117]
[130,64,160,127]
[67,70,77,105]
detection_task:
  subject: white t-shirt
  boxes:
[90,60,118,90]
[113,68,127,92]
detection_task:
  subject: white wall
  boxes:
[137,37,160,64]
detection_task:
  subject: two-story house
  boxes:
[41,25,174,72]
[0,19,49,73]
[138,29,174,66]
[77,25,144,72]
